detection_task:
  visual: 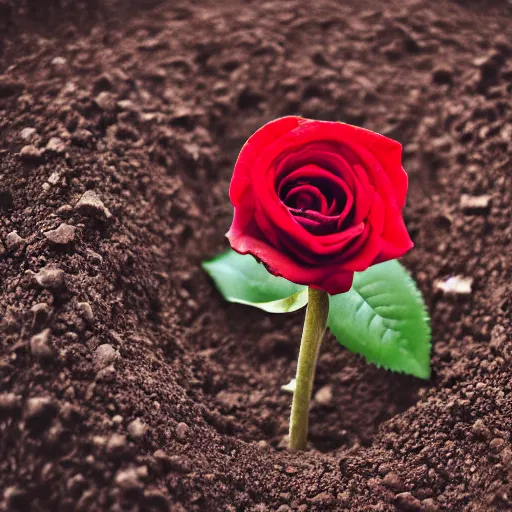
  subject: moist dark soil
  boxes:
[1,0,511,510]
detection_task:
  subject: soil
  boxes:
[0,0,511,510]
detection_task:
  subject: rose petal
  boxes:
[227,208,354,295]
[230,116,304,206]
[284,184,328,214]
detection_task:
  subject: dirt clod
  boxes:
[44,224,76,245]
[74,190,112,220]
[34,267,66,291]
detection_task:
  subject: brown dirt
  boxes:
[1,0,511,510]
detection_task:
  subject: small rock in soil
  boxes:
[94,91,116,111]
[127,418,148,440]
[115,466,147,489]
[48,171,60,185]
[31,302,51,329]
[20,127,37,140]
[75,190,112,220]
[72,129,94,147]
[46,137,67,154]
[30,329,55,361]
[24,396,58,427]
[167,455,192,474]
[472,419,491,439]
[314,385,333,406]
[310,492,334,505]
[94,344,119,368]
[19,144,43,163]
[77,302,94,323]
[394,492,423,512]
[0,393,22,417]
[106,433,128,456]
[3,486,29,510]
[56,204,73,218]
[435,275,473,295]
[44,224,77,245]
[5,231,24,251]
[175,421,189,440]
[35,267,66,291]
[422,498,440,512]
[382,472,404,491]
[460,194,491,215]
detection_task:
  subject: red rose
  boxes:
[226,116,413,295]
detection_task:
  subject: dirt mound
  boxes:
[0,0,511,510]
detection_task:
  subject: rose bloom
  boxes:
[226,116,413,295]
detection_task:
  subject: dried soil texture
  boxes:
[1,0,512,510]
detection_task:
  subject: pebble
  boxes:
[20,127,37,140]
[72,128,94,147]
[395,492,423,512]
[75,190,112,220]
[5,231,24,251]
[35,267,66,290]
[106,433,127,456]
[31,302,51,329]
[153,449,171,472]
[47,171,60,185]
[314,385,332,406]
[24,396,58,422]
[490,438,505,451]
[30,329,55,361]
[56,204,73,218]
[382,472,404,491]
[66,473,87,495]
[309,492,334,505]
[167,454,192,474]
[94,344,119,368]
[46,137,67,154]
[44,223,76,245]
[20,144,43,163]
[115,466,147,489]
[127,418,148,440]
[51,56,67,67]
[460,194,491,215]
[77,302,94,323]
[472,418,491,439]
[175,422,189,440]
[435,275,473,295]
[422,498,440,512]
[0,393,22,416]
[3,486,29,510]
[94,91,116,111]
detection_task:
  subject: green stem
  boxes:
[289,287,329,451]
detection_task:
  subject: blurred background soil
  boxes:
[0,0,511,510]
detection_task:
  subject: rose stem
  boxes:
[289,287,329,451]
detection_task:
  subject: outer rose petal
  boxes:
[230,116,304,207]
[227,199,354,295]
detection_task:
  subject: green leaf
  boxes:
[202,249,308,313]
[328,260,431,379]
